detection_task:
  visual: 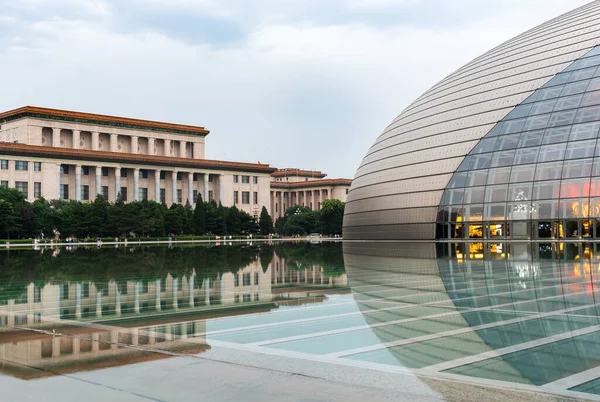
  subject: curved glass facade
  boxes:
[437,46,600,240]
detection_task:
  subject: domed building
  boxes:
[344,1,600,240]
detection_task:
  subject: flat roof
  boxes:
[0,143,277,174]
[0,106,210,137]
[272,168,327,178]
[270,178,352,189]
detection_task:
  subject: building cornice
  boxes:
[0,143,277,174]
[270,179,352,189]
[0,106,210,137]
[271,168,326,178]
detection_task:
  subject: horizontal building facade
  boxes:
[0,106,275,216]
[269,169,351,219]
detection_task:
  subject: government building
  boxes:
[0,106,351,219]
[344,1,600,241]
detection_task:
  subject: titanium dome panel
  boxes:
[437,45,600,240]
[344,1,600,240]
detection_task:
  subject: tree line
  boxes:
[0,187,273,239]
[0,187,345,239]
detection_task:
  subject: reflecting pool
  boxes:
[2,240,600,400]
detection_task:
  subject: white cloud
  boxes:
[0,0,592,178]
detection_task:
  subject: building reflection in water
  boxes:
[343,242,600,388]
[0,243,347,379]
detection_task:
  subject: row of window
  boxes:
[58,184,211,204]
[1,160,42,171]
[233,175,258,184]
[234,294,260,303]
[233,191,258,204]
[0,181,42,198]
[233,272,260,287]
[59,166,220,182]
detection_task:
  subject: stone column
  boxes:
[172,170,178,204]
[188,172,194,204]
[312,190,316,211]
[75,164,82,201]
[134,168,140,201]
[193,142,202,159]
[73,130,80,149]
[164,139,171,156]
[92,132,99,151]
[148,137,156,155]
[110,134,118,152]
[155,279,162,311]
[204,173,209,201]
[219,174,224,204]
[57,163,62,200]
[52,128,61,147]
[75,283,82,320]
[131,136,138,154]
[189,274,195,307]
[95,166,102,198]
[329,187,334,200]
[155,170,161,202]
[180,141,187,158]
[114,167,121,200]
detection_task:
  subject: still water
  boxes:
[1,240,600,399]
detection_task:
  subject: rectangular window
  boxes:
[34,286,41,303]
[34,162,41,172]
[82,284,90,298]
[102,186,109,200]
[242,176,249,183]
[177,189,182,203]
[81,185,89,201]
[0,160,7,170]
[34,182,41,198]
[234,295,240,303]
[234,191,239,204]
[60,184,69,200]
[120,187,128,201]
[1,180,7,187]
[253,191,258,204]
[234,274,239,287]
[254,272,259,285]
[209,190,214,201]
[243,273,250,286]
[160,188,166,203]
[254,293,259,301]
[160,171,166,180]
[60,165,69,175]
[81,166,89,175]
[243,294,251,302]
[139,169,148,179]
[253,176,258,184]
[101,167,109,176]
[139,187,148,200]
[233,175,239,183]
[193,190,198,203]
[120,169,128,178]
[193,173,198,182]
[15,181,28,197]
[177,172,182,180]
[242,191,250,204]
[208,175,214,183]
[15,161,28,171]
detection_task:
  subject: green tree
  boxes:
[259,206,273,235]
[0,199,18,239]
[226,206,242,235]
[216,203,228,235]
[319,199,345,235]
[165,204,185,235]
[184,201,194,235]
[89,195,110,237]
[193,194,206,235]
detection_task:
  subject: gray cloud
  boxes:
[0,0,590,178]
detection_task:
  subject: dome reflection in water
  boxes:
[343,242,600,394]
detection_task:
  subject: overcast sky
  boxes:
[0,0,591,178]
